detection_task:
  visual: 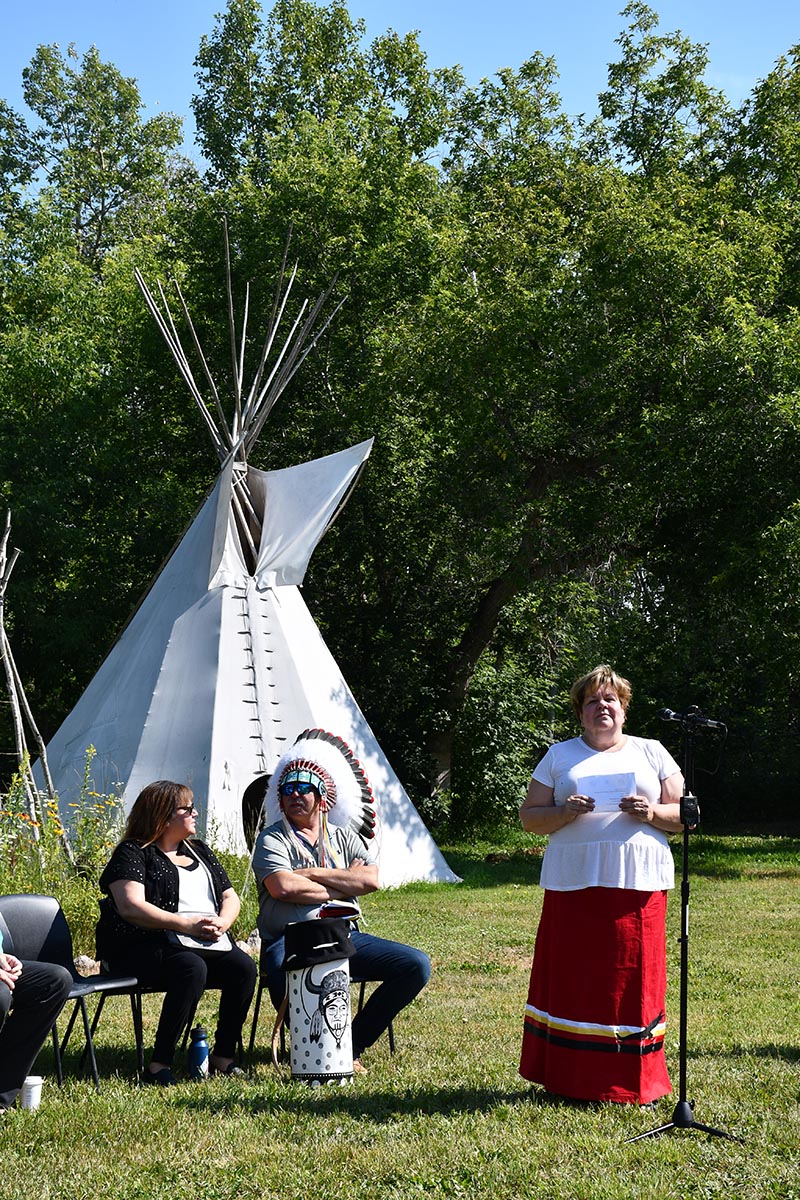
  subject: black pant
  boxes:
[0,960,72,1108]
[108,940,256,1065]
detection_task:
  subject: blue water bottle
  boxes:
[188,1025,209,1080]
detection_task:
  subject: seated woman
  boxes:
[97,780,256,1085]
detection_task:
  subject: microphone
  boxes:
[657,707,727,732]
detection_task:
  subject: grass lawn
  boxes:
[1,832,798,1200]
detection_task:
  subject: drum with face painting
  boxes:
[282,918,355,1083]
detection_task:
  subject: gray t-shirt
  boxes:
[252,820,377,941]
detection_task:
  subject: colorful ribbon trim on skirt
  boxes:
[524,1002,666,1055]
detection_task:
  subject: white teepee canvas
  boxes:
[36,240,458,887]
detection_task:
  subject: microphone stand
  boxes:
[626,708,738,1143]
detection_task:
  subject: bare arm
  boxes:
[215,888,241,934]
[520,778,590,834]
[108,879,229,940]
[263,860,379,902]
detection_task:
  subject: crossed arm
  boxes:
[263,859,379,903]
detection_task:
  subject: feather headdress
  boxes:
[264,729,376,841]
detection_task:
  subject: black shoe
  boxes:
[209,1061,246,1077]
[142,1067,178,1086]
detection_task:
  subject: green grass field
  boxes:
[1,833,798,1200]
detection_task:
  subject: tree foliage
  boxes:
[3,1,800,832]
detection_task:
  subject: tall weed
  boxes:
[0,748,123,951]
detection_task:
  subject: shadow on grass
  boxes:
[674,835,800,880]
[439,848,543,888]
[717,1043,800,1063]
[172,1080,535,1120]
[168,1079,636,1121]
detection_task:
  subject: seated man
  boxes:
[0,932,72,1110]
[252,733,430,1070]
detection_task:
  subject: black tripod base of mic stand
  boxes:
[623,712,741,1147]
[625,1099,738,1144]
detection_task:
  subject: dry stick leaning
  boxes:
[0,510,76,864]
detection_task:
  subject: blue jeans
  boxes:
[261,929,430,1058]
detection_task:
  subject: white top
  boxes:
[532,736,681,892]
[177,858,217,915]
[175,855,231,951]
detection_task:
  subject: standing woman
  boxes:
[519,665,684,1105]
[97,781,257,1085]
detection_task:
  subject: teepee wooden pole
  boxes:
[241,258,299,427]
[230,483,259,566]
[232,470,260,530]
[244,292,346,455]
[223,218,244,442]
[234,282,251,443]
[243,229,295,417]
[135,269,228,461]
[0,513,76,864]
[171,280,233,455]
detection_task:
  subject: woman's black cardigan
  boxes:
[96,838,232,962]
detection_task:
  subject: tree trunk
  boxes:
[425,459,597,800]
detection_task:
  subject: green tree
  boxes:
[598,1,731,175]
[12,43,185,267]
[183,2,800,828]
[0,45,203,745]
[193,0,460,185]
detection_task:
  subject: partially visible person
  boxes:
[0,931,71,1110]
[96,781,256,1085]
[519,665,684,1105]
[252,732,430,1071]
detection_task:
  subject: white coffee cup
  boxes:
[20,1076,43,1110]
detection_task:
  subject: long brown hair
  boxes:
[123,781,194,847]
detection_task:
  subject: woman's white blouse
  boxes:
[532,736,681,892]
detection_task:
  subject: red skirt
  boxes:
[520,887,671,1104]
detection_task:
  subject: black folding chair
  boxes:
[0,894,139,1092]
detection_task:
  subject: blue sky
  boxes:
[2,0,799,154]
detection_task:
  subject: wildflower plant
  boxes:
[67,746,124,880]
[0,746,123,950]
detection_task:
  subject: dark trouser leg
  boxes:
[348,931,431,1057]
[261,936,289,1013]
[201,945,257,1060]
[0,961,72,1108]
[150,948,209,1066]
[110,943,210,1067]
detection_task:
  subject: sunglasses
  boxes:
[280,782,318,798]
[175,804,197,816]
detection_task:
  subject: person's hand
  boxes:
[0,953,23,990]
[564,794,594,821]
[184,915,226,939]
[348,858,366,869]
[619,794,652,822]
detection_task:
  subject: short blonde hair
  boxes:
[570,665,632,721]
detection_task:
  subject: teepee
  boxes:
[36,232,459,887]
